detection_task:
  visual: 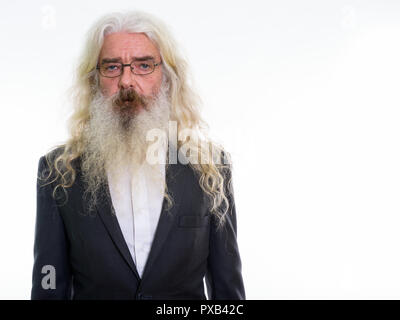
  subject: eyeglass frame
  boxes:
[96,59,162,78]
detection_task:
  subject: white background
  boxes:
[0,0,399,299]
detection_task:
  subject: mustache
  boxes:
[112,88,147,108]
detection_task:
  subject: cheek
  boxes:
[150,73,163,94]
[99,79,117,97]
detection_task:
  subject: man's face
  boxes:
[98,32,163,114]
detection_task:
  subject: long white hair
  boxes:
[42,11,233,228]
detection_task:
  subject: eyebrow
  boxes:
[100,56,155,63]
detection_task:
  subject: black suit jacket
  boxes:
[31,148,245,300]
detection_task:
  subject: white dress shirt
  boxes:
[107,150,166,278]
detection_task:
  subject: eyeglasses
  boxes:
[96,59,162,78]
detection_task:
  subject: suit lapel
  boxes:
[139,161,188,282]
[95,182,141,280]
[94,160,189,282]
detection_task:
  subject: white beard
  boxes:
[80,82,170,206]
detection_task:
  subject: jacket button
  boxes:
[137,292,152,300]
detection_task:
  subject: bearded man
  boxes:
[31,11,245,300]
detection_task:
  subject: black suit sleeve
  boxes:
[31,156,73,300]
[205,165,246,300]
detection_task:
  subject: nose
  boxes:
[118,65,138,90]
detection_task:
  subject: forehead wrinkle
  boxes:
[101,56,156,64]
[100,33,161,63]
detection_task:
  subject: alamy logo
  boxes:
[41,265,56,290]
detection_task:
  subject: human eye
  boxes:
[139,63,150,70]
[101,63,121,76]
[105,64,120,71]
[133,60,154,74]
